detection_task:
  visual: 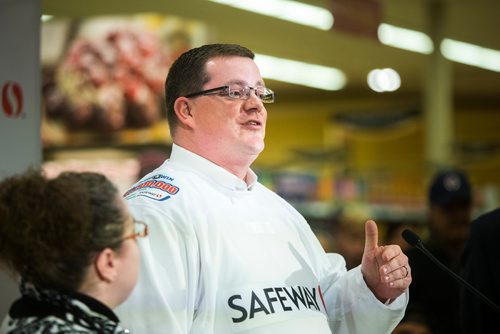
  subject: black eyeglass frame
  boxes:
[184,85,275,103]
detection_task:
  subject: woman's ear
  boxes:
[174,97,195,128]
[95,248,118,283]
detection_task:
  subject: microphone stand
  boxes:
[412,238,500,313]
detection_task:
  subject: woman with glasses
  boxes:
[0,170,147,333]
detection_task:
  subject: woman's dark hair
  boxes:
[165,43,254,136]
[0,170,126,291]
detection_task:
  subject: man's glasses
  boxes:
[123,220,149,241]
[185,85,275,104]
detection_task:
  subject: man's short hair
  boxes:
[164,44,254,136]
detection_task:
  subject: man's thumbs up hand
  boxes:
[361,220,412,303]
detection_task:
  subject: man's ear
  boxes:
[174,97,195,128]
[95,248,118,283]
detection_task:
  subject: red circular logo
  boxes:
[2,81,24,118]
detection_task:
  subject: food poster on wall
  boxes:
[41,14,208,147]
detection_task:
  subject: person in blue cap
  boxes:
[401,169,473,334]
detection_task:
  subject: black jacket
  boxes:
[461,208,500,334]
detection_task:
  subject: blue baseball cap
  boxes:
[429,169,472,207]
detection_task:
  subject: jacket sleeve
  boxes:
[116,203,200,334]
[320,253,408,334]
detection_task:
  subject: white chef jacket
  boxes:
[116,144,408,333]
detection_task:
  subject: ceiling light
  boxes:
[41,15,54,22]
[208,0,334,30]
[367,68,401,92]
[254,54,346,91]
[378,23,434,54]
[441,39,500,73]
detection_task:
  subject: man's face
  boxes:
[429,201,472,248]
[189,56,267,163]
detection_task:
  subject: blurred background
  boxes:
[40,0,500,244]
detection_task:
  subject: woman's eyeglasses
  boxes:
[123,220,148,241]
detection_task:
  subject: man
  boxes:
[461,207,500,334]
[117,44,410,333]
[404,169,473,334]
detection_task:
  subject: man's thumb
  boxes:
[364,220,379,251]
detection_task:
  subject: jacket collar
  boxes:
[169,144,257,191]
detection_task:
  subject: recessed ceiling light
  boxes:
[367,68,401,92]
[208,0,334,30]
[441,39,500,73]
[378,23,434,54]
[255,54,346,91]
[41,15,54,22]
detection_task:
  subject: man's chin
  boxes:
[252,143,265,155]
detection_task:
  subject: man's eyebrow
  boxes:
[226,80,246,86]
[226,79,265,87]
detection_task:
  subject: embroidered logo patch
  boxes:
[124,174,179,202]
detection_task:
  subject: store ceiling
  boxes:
[43,0,500,106]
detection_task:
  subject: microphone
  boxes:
[402,229,500,313]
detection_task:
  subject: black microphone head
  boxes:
[402,229,421,247]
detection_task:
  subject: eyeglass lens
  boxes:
[228,86,274,103]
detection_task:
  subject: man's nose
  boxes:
[244,90,265,111]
